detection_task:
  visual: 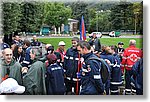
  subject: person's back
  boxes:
[46,63,65,95]
[131,58,143,95]
[23,61,46,95]
[122,46,142,69]
[121,39,142,95]
[100,46,117,95]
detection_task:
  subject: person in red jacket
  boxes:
[121,39,142,95]
[56,41,66,63]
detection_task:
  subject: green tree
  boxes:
[2,3,21,45]
[132,2,143,34]
[109,1,143,34]
[19,2,43,33]
[43,2,72,32]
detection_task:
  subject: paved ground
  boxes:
[22,35,143,39]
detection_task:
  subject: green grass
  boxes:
[38,38,72,50]
[38,38,143,50]
[101,38,143,49]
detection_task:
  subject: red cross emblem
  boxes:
[129,54,138,62]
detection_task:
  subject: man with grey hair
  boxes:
[22,49,46,95]
[129,39,136,46]
[121,39,142,95]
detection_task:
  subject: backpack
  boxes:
[87,57,110,84]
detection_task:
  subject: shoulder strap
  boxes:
[86,57,110,83]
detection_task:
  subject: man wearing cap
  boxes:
[121,39,142,95]
[56,41,66,63]
[116,42,125,62]
[0,38,10,57]
[0,48,23,85]
[64,37,81,94]
[0,38,10,51]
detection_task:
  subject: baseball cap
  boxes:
[0,78,25,94]
[118,42,124,45]
[58,41,65,46]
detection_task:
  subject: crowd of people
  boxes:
[0,34,143,95]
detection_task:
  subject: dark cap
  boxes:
[47,46,54,54]
[72,37,79,42]
[118,42,124,45]
[46,54,57,64]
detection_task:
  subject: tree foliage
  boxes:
[43,2,72,29]
[2,3,21,35]
[2,1,143,37]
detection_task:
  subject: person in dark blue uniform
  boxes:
[116,42,124,62]
[0,38,10,51]
[64,37,81,95]
[46,54,65,95]
[77,41,104,95]
[130,58,143,95]
[12,35,23,46]
[31,35,42,58]
[22,39,31,67]
[88,33,101,53]
[100,46,116,95]
[110,45,123,95]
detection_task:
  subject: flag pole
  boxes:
[76,53,81,95]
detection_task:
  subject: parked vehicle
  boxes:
[89,32,102,38]
[109,31,121,37]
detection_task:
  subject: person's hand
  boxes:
[92,38,95,41]
[105,59,111,65]
[22,67,28,73]
[76,72,81,78]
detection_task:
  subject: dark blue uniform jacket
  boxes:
[64,47,80,79]
[46,63,65,95]
[80,52,104,95]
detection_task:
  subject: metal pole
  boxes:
[134,14,136,35]
[96,12,98,32]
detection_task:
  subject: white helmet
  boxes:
[58,41,65,46]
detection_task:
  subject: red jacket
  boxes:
[56,48,66,62]
[121,45,142,71]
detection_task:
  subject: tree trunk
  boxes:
[4,34,9,45]
[9,34,13,45]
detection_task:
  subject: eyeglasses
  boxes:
[77,50,81,52]
[72,42,77,45]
